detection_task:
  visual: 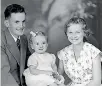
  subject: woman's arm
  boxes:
[29,66,53,75]
[58,60,64,75]
[86,52,102,86]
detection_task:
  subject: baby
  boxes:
[23,31,64,86]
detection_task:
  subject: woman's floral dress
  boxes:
[58,42,101,86]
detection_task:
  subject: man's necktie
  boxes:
[16,38,21,51]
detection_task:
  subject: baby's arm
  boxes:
[29,65,53,75]
[51,54,64,81]
[51,54,58,73]
[51,62,58,73]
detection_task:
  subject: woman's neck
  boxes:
[73,42,85,62]
[73,41,84,52]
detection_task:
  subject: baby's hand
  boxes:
[55,75,65,85]
[52,72,61,81]
[45,71,53,76]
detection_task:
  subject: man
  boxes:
[1,4,31,86]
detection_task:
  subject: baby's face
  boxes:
[32,35,48,54]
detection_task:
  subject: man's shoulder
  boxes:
[1,29,6,40]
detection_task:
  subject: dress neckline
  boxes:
[72,42,86,62]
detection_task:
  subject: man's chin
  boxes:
[18,32,24,36]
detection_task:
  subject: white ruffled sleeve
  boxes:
[27,54,38,67]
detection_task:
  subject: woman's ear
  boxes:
[4,20,9,27]
[84,32,87,38]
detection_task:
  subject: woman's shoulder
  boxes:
[84,42,101,55]
[84,42,99,50]
[84,42,101,59]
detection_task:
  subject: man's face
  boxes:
[5,12,26,38]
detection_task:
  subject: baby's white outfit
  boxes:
[23,52,56,86]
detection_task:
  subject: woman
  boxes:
[57,17,102,86]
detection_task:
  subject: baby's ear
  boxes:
[47,43,48,47]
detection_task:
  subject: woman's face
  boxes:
[67,24,85,45]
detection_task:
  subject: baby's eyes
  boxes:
[42,42,46,44]
[35,42,46,45]
[68,32,72,34]
[76,31,80,33]
[36,43,39,45]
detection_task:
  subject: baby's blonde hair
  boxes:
[29,31,48,45]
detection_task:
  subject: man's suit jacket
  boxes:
[1,29,31,86]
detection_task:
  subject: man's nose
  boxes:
[19,23,24,28]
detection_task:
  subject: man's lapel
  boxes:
[20,35,27,78]
[20,36,27,65]
[5,29,20,65]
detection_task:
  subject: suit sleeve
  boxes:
[1,31,18,86]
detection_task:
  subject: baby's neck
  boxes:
[35,52,47,55]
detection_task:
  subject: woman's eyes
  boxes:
[68,32,80,34]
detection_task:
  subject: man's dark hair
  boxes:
[4,4,26,19]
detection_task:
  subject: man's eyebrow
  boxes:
[15,20,19,22]
[23,20,26,22]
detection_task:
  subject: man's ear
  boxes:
[4,20,9,27]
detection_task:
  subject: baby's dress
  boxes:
[23,52,56,86]
[58,42,101,86]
